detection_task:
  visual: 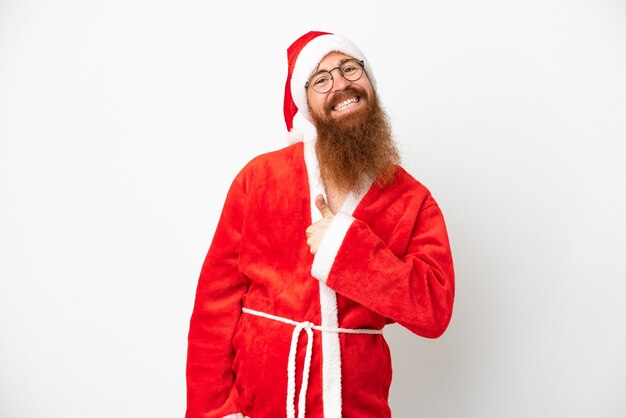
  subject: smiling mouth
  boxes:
[333,96,360,112]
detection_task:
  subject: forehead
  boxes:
[316,51,355,71]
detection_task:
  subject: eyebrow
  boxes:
[311,58,353,78]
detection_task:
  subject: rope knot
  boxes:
[241,307,383,418]
[300,321,313,330]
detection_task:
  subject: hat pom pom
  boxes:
[286,127,304,144]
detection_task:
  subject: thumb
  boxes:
[316,194,334,218]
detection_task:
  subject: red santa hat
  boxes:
[284,31,377,143]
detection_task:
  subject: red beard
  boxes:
[311,87,400,194]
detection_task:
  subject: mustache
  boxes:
[325,85,369,111]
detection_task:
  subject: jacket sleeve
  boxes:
[186,169,249,418]
[311,200,455,338]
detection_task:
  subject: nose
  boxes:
[330,68,351,92]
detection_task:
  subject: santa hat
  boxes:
[284,31,377,143]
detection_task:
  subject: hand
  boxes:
[305,194,334,255]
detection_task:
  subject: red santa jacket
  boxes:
[186,139,455,418]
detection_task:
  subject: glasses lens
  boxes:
[310,71,333,93]
[341,60,363,81]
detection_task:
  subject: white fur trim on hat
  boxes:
[290,34,376,125]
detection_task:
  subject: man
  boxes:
[186,31,455,418]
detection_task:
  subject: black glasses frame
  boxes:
[305,59,365,93]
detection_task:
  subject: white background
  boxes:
[1,1,625,417]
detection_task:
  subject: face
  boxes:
[306,51,375,122]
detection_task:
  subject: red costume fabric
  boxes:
[186,139,455,418]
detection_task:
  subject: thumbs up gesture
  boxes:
[305,194,335,255]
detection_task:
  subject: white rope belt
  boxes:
[242,307,383,418]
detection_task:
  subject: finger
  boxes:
[315,194,334,218]
[306,238,316,254]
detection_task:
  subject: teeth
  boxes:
[333,97,359,111]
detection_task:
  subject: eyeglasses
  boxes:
[305,59,365,94]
